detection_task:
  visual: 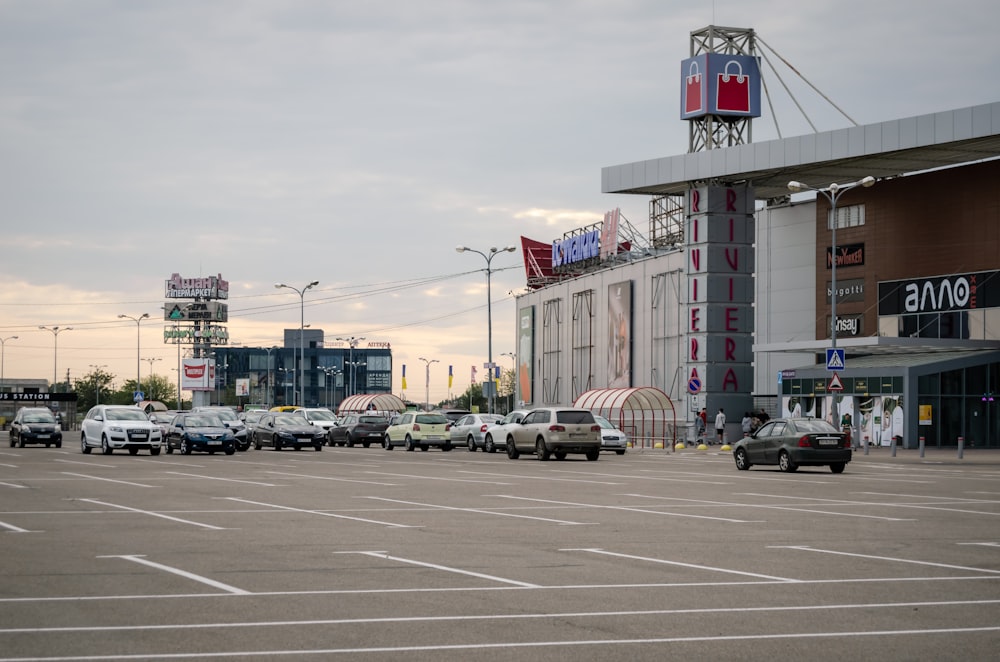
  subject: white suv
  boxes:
[81,405,163,456]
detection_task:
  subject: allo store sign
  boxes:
[686,185,755,396]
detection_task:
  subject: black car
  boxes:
[327,414,389,447]
[164,412,237,455]
[9,407,63,448]
[731,417,851,473]
[252,413,326,451]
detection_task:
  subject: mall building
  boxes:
[512,27,1000,449]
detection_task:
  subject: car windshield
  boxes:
[186,414,222,427]
[481,415,503,424]
[308,410,337,421]
[556,410,595,424]
[594,416,615,430]
[274,415,302,426]
[415,414,448,425]
[792,419,839,433]
[360,416,388,424]
[106,408,150,422]
[23,411,57,423]
[206,409,237,421]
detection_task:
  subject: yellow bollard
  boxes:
[697,443,709,451]
[674,441,686,450]
[720,444,731,451]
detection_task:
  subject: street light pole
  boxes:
[336,336,365,397]
[456,245,516,414]
[264,345,278,408]
[118,314,150,401]
[418,357,439,411]
[143,357,162,386]
[89,364,108,404]
[788,176,875,431]
[500,351,516,415]
[0,336,17,393]
[38,326,73,392]
[275,281,319,407]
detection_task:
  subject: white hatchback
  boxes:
[81,405,163,456]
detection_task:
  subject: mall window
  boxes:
[828,204,865,230]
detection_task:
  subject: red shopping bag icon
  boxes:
[684,61,703,114]
[716,60,750,113]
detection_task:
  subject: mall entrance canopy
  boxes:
[337,394,407,416]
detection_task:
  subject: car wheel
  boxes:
[128,447,139,456]
[55,440,62,449]
[829,462,846,474]
[81,434,92,454]
[535,439,550,461]
[363,442,371,448]
[734,448,751,471]
[346,436,355,448]
[166,443,174,454]
[19,438,26,448]
[507,437,520,459]
[585,448,600,461]
[101,435,113,455]
[467,436,476,452]
[181,438,192,455]
[274,438,282,451]
[778,450,797,472]
[554,451,567,461]
[254,435,262,451]
[150,447,160,456]
[383,435,393,450]
[314,443,322,451]
[225,447,236,455]
[7,434,13,448]
[420,445,429,451]
[442,444,452,452]
[405,435,416,452]
[615,449,625,455]
[485,435,495,453]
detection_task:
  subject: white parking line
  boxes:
[552,468,731,485]
[61,473,156,488]
[341,550,541,588]
[266,471,398,486]
[491,495,759,523]
[363,496,595,525]
[53,458,115,467]
[563,548,798,582]
[773,545,1000,574]
[99,555,249,595]
[365,471,513,485]
[0,519,32,532]
[225,497,418,528]
[77,499,225,530]
[0,480,27,488]
[458,470,621,485]
[165,472,278,487]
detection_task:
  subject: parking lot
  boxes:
[1,445,999,661]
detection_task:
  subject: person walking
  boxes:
[741,411,753,437]
[694,410,706,443]
[715,408,726,445]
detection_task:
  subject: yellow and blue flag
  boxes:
[401,364,407,390]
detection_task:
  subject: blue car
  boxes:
[165,412,237,455]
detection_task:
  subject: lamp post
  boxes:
[38,326,73,392]
[336,336,365,397]
[456,245,516,414]
[143,357,162,386]
[0,336,17,393]
[788,176,875,430]
[418,357,439,411]
[275,281,319,407]
[264,346,278,408]
[118,314,149,402]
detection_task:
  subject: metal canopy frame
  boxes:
[574,387,678,449]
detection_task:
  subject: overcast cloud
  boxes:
[1,0,998,401]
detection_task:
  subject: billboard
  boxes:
[608,281,632,389]
[181,358,216,391]
[680,53,762,120]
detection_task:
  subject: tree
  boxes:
[73,367,116,412]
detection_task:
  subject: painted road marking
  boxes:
[99,555,249,595]
[225,497,418,528]
[77,499,225,530]
[563,548,798,582]
[340,551,541,588]
[491,494,759,523]
[363,496,595,525]
[61,473,156,488]
[773,545,1000,574]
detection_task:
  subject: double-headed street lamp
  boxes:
[456,245,517,414]
[1,336,18,392]
[276,281,319,407]
[336,336,365,397]
[118,314,149,401]
[787,176,875,430]
[38,326,73,391]
[418,357,439,411]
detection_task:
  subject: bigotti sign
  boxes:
[552,229,601,268]
[165,273,229,299]
[878,270,999,315]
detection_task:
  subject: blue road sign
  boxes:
[826,348,846,371]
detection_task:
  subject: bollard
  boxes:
[919,436,925,458]
[957,436,964,459]
[863,434,870,456]
[890,435,897,457]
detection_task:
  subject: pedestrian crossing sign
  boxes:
[826,348,845,371]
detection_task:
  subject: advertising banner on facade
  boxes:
[181,358,215,391]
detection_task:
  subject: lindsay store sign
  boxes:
[686,185,754,407]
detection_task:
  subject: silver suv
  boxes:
[505,407,601,461]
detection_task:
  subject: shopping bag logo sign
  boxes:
[716,60,750,113]
[685,61,703,114]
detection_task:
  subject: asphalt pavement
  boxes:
[1,443,998,661]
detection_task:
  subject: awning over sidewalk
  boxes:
[573,387,677,448]
[337,394,407,415]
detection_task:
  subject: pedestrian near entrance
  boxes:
[694,411,706,442]
[715,408,726,445]
[741,411,753,436]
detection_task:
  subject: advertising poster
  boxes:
[608,281,632,388]
[518,306,534,405]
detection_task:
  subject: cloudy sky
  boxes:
[2,0,998,403]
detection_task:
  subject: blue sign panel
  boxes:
[826,348,846,371]
[680,54,762,120]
